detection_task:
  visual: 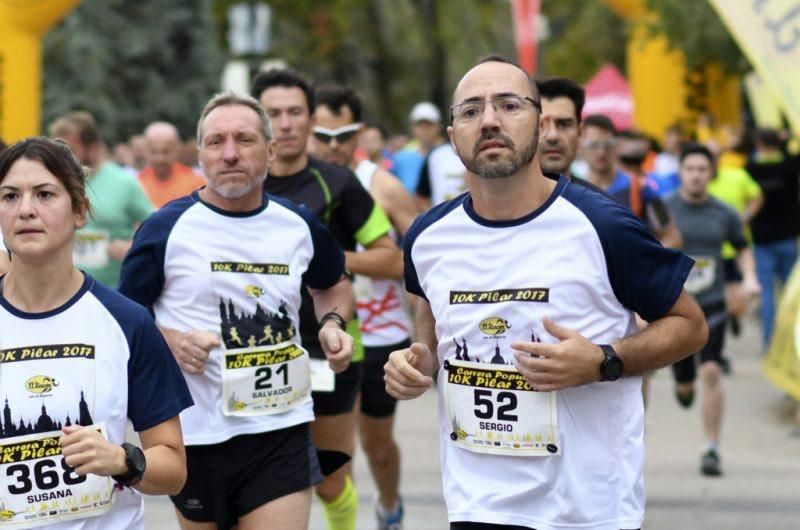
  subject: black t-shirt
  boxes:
[746,156,800,243]
[264,157,387,356]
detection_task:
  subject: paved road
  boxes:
[144,316,800,529]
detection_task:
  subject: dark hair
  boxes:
[616,129,647,141]
[0,137,90,214]
[48,111,101,147]
[679,142,715,166]
[583,114,617,135]
[755,127,782,149]
[0,137,7,155]
[536,78,585,122]
[471,54,540,102]
[364,122,388,140]
[250,68,315,113]
[315,84,362,123]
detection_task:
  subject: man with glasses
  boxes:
[384,54,706,530]
[582,114,681,249]
[313,83,418,530]
[251,68,401,530]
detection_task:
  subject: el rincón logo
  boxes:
[450,288,549,305]
[25,375,59,395]
[479,317,511,336]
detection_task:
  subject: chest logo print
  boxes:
[479,317,511,336]
[25,376,59,395]
[244,285,265,298]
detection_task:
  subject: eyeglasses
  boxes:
[582,139,617,151]
[313,123,362,144]
[450,95,541,124]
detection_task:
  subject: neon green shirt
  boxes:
[708,166,761,259]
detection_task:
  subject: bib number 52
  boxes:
[473,389,518,421]
[6,458,86,494]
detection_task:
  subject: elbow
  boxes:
[689,312,709,355]
[167,449,188,496]
[387,247,404,280]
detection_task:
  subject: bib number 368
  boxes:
[6,458,85,494]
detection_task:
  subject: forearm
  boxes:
[136,442,186,495]
[135,417,187,495]
[345,246,403,279]
[742,196,764,223]
[658,222,682,249]
[613,292,707,375]
[311,275,355,322]
[736,247,757,281]
[412,297,438,376]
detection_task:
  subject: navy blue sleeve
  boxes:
[273,196,345,290]
[92,283,193,431]
[117,197,193,307]
[563,184,694,322]
[403,195,466,301]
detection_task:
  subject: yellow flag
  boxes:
[708,0,800,134]
[744,72,784,129]
[763,263,800,401]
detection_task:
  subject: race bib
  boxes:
[310,359,336,392]
[0,425,114,529]
[72,230,110,269]
[221,342,310,416]
[443,359,560,456]
[685,256,716,294]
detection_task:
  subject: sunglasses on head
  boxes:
[313,123,362,144]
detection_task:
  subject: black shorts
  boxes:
[312,360,364,416]
[361,339,410,418]
[450,521,536,530]
[171,423,321,529]
[723,258,743,283]
[672,304,726,384]
[450,521,641,530]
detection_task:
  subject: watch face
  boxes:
[604,357,623,380]
[130,446,146,473]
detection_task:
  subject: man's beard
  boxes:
[208,172,267,199]
[461,130,538,180]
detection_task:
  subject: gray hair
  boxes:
[196,91,273,144]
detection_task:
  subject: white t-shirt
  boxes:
[0,274,192,530]
[118,192,344,446]
[353,160,411,347]
[416,144,467,207]
[404,175,692,530]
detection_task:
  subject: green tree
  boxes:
[644,0,747,73]
[214,0,515,132]
[43,0,223,144]
[539,0,627,83]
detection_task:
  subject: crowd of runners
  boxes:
[1,53,799,530]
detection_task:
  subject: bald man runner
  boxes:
[139,121,206,208]
[384,54,707,530]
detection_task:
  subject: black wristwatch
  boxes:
[112,442,146,487]
[598,344,624,382]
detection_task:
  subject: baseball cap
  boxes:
[409,102,441,124]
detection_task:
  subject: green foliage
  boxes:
[213,0,515,131]
[644,0,747,73]
[43,0,223,144]
[540,0,627,83]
